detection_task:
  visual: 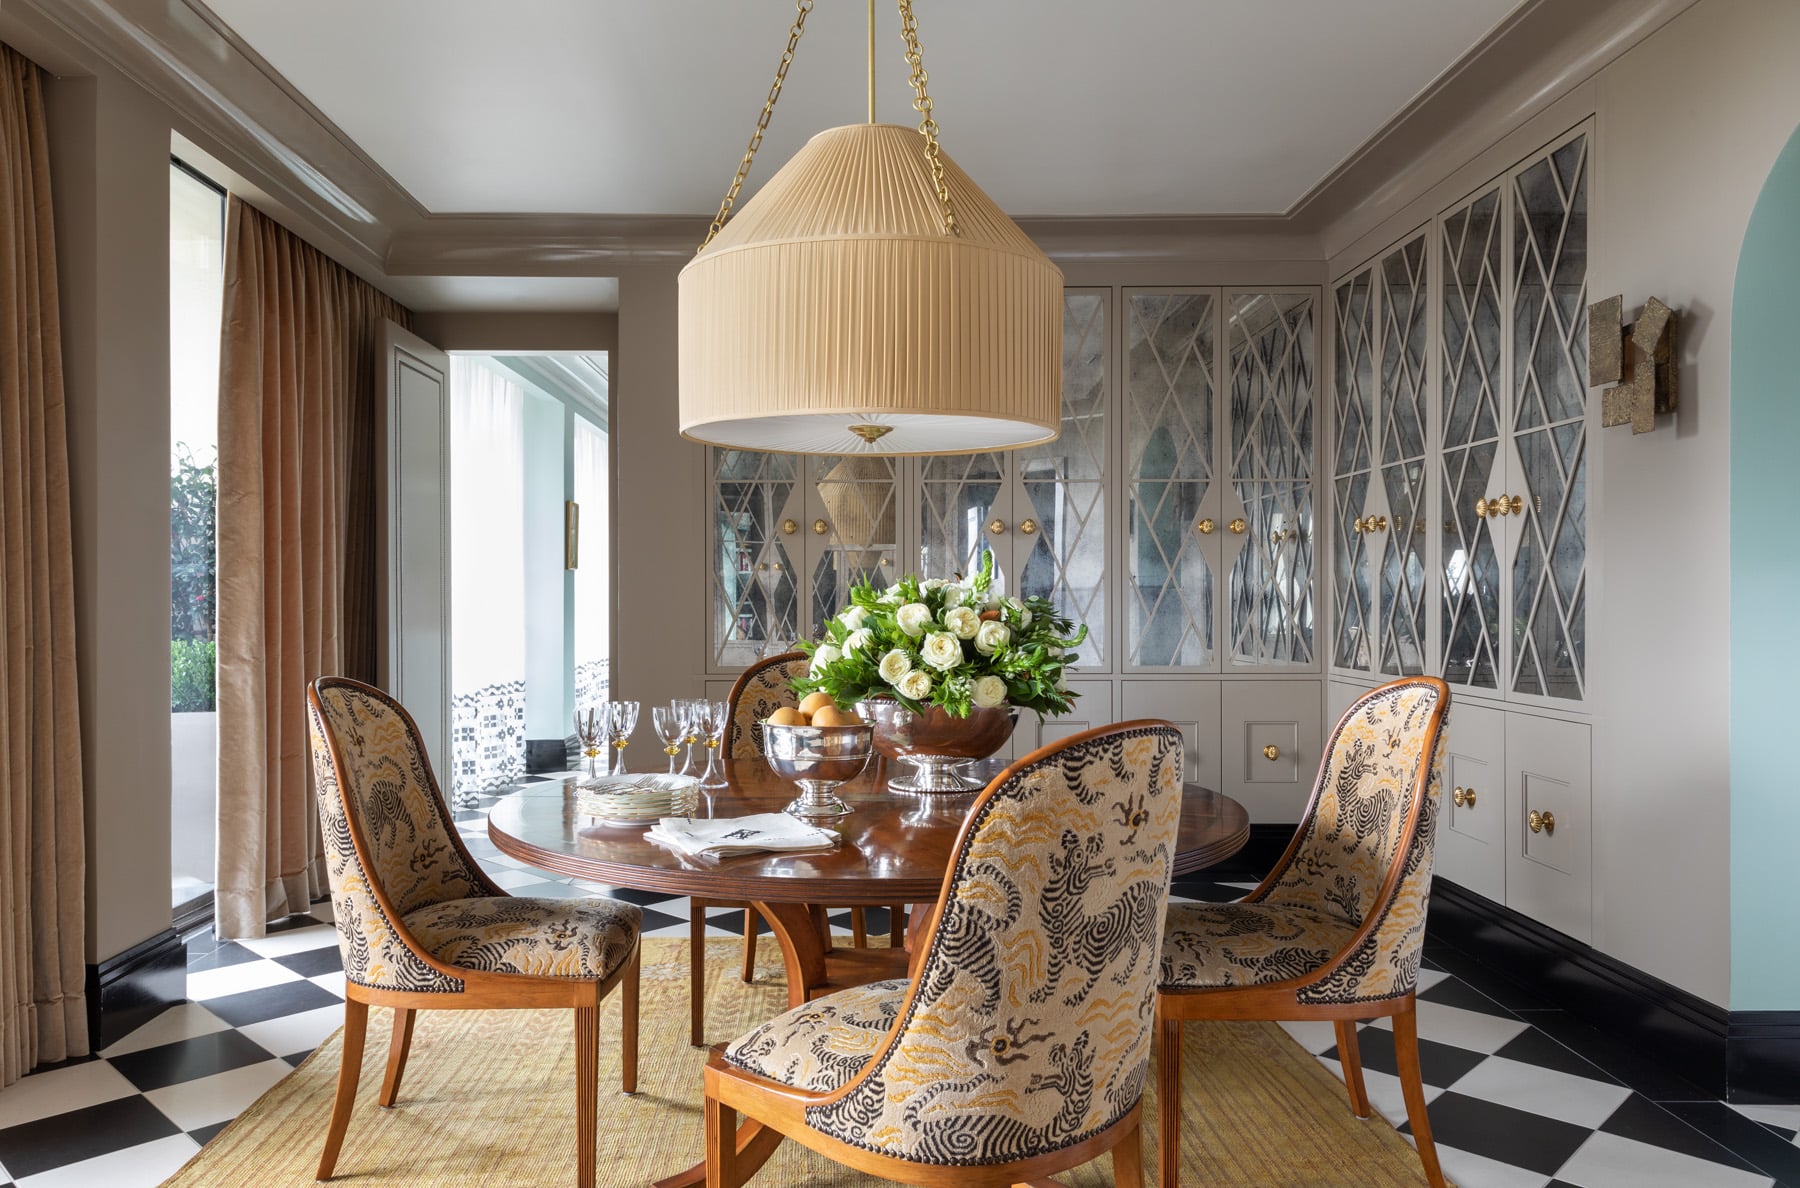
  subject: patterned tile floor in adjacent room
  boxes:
[1,772,1796,1187]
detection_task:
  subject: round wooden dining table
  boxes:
[488,754,1248,1188]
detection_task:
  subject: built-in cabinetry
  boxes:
[705,285,1325,821]
[1327,124,1594,937]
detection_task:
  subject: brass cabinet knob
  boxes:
[1475,497,1490,518]
[781,518,798,535]
[812,518,828,535]
[1352,518,1366,535]
[1229,518,1247,535]
[1452,786,1476,809]
[1196,518,1216,535]
[1020,518,1039,536]
[988,517,1007,535]
[1506,494,1524,516]
[1527,808,1556,835]
[1262,744,1281,761]
[1372,515,1388,532]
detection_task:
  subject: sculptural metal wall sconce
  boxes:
[1590,295,1679,434]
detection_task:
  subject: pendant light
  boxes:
[678,0,1064,455]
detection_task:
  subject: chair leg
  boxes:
[740,907,758,982]
[377,1007,415,1108]
[1335,1019,1372,1119]
[889,904,905,947]
[850,907,868,948]
[317,997,369,1180]
[1157,1016,1181,1188]
[1394,1001,1447,1188]
[621,942,640,1094]
[1111,1116,1145,1188]
[575,1004,599,1188]
[690,900,706,1047]
[705,1092,739,1188]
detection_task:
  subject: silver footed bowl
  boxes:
[762,721,873,819]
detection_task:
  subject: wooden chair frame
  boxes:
[308,678,640,1188]
[686,654,902,1048]
[1154,677,1450,1188]
[701,720,1182,1188]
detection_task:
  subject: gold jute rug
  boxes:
[160,939,1440,1187]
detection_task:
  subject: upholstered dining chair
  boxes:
[702,721,1186,1188]
[1154,676,1451,1188]
[306,677,642,1188]
[683,652,902,1047]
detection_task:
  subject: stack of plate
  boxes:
[575,774,701,827]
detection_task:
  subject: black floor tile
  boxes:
[827,907,899,935]
[1418,973,1521,1020]
[273,947,344,978]
[187,1120,232,1148]
[1490,1026,1623,1085]
[604,886,686,908]
[637,907,685,933]
[108,1029,278,1092]
[186,942,261,973]
[1398,1091,1591,1174]
[200,980,343,1028]
[282,1050,313,1068]
[1597,1093,1764,1175]
[1514,1009,1714,1102]
[1661,1101,1800,1185]
[0,1094,181,1179]
[1324,1027,1487,1089]
[1418,942,1557,1011]
[1167,881,1248,903]
[264,913,329,935]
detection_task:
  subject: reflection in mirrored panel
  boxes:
[1379,235,1430,677]
[1126,292,1216,668]
[810,455,897,627]
[1332,272,1376,672]
[1511,133,1587,700]
[1227,292,1316,667]
[920,452,1006,588]
[1440,185,1504,690]
[711,448,799,667]
[1019,293,1109,668]
[1380,462,1429,675]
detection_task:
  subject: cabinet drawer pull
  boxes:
[1527,808,1556,835]
[988,517,1007,535]
[1196,518,1216,535]
[1262,744,1280,761]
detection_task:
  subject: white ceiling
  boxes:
[205,0,1524,218]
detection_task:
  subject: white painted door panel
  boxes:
[1122,680,1222,794]
[1504,713,1592,942]
[1221,680,1322,822]
[1436,699,1506,900]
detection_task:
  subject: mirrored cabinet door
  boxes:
[1225,289,1318,669]
[1509,130,1588,702]
[1124,290,1219,671]
[1330,269,1377,673]
[918,452,1009,589]
[1377,233,1431,677]
[807,454,899,626]
[709,448,800,668]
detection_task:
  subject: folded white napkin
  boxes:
[646,813,837,857]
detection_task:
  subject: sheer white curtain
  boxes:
[450,357,526,802]
[573,416,610,710]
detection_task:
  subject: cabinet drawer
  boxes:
[1222,681,1323,823]
[1122,680,1222,793]
[1505,714,1592,943]
[1435,700,1505,901]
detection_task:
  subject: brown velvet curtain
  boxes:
[215,196,409,938]
[0,42,89,1086]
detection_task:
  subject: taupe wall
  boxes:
[411,310,618,354]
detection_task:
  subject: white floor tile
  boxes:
[1446,1054,1633,1129]
[1277,1018,1340,1054]
[235,925,339,959]
[1416,967,1451,993]
[185,958,302,1002]
[98,1003,230,1059]
[1313,1058,1446,1128]
[310,970,348,997]
[13,1134,200,1188]
[1368,999,1530,1053]
[236,1005,346,1059]
[0,1061,139,1129]
[1434,1143,1554,1188]
[1554,1132,1774,1188]
[1732,1101,1800,1135]
[487,868,549,890]
[142,1059,294,1131]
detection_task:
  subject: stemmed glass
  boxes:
[609,700,640,775]
[652,706,684,774]
[573,706,606,779]
[676,698,704,776]
[699,700,730,789]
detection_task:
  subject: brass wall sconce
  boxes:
[1590,295,1678,435]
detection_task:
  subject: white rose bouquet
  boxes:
[792,551,1089,718]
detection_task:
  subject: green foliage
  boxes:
[171,444,216,643]
[792,550,1090,720]
[171,639,216,713]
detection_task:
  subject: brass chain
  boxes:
[698,0,814,252]
[897,0,958,235]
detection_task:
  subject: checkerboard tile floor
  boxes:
[1,774,1794,1187]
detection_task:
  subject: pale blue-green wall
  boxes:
[1731,122,1800,1012]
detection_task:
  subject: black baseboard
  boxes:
[1429,879,1799,1103]
[85,928,186,1051]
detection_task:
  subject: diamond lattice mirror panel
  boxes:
[710,449,800,668]
[1331,270,1376,673]
[1378,235,1430,677]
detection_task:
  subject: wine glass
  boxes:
[653,705,684,774]
[609,700,640,775]
[677,698,704,776]
[699,700,730,789]
[573,707,606,779]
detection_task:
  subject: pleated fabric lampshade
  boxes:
[679,122,1064,455]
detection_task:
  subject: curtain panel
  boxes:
[215,196,410,938]
[0,41,89,1086]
